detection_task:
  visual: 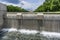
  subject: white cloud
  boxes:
[20,1,35,11]
[0,1,21,7]
[0,0,45,11]
[0,0,34,11]
[20,1,41,11]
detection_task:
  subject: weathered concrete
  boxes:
[0,3,6,29]
[43,14,60,32]
[4,13,43,30]
[3,12,60,32]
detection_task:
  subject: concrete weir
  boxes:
[3,13,43,30]
[3,12,60,32]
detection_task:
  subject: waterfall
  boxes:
[40,31,60,38]
[1,28,39,34]
[1,13,60,40]
[1,28,60,40]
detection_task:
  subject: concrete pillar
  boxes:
[0,3,6,29]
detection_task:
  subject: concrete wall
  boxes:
[3,12,60,32]
[4,13,43,31]
[0,3,6,29]
[42,14,60,32]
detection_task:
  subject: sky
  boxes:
[0,0,45,11]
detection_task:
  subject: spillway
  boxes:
[2,13,60,33]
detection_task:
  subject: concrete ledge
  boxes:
[6,13,17,19]
[6,13,44,19]
[22,14,37,19]
[44,14,60,20]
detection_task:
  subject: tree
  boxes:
[34,0,60,12]
[7,5,29,12]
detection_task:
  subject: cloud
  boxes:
[0,2,20,7]
[0,0,20,4]
[20,1,35,11]
[0,0,45,11]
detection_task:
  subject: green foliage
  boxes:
[35,0,60,12]
[7,5,28,12]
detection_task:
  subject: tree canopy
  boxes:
[35,0,60,12]
[7,5,28,12]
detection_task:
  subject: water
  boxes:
[41,31,60,38]
[40,31,60,40]
[0,28,60,40]
[2,28,39,34]
[0,28,40,40]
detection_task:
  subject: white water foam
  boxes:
[2,28,17,32]
[19,29,38,34]
[2,28,39,34]
[2,28,60,38]
[40,31,60,38]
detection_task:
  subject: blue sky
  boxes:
[0,0,45,11]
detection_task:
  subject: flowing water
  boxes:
[0,28,60,40]
[40,31,60,40]
[0,28,40,40]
